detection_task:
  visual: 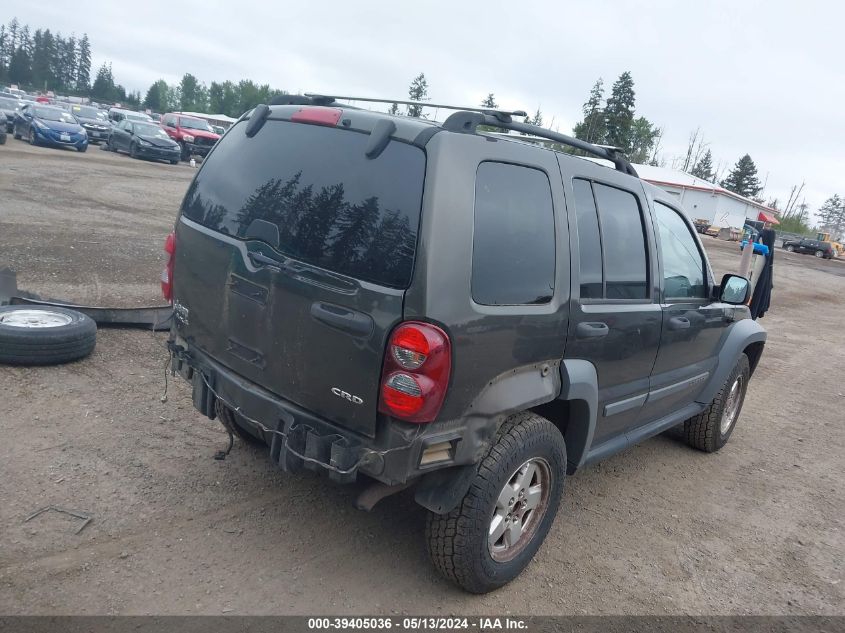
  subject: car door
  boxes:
[559,157,662,449]
[16,104,30,135]
[115,121,131,151]
[639,196,725,423]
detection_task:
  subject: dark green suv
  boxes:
[164,96,766,593]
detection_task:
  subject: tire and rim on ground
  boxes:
[0,305,97,365]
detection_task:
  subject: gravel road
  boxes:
[1,140,842,615]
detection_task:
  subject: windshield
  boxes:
[126,112,152,122]
[180,117,213,132]
[134,123,170,139]
[35,107,77,123]
[0,97,19,110]
[72,105,107,121]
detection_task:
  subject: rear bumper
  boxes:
[169,339,474,485]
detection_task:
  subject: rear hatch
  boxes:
[173,113,426,437]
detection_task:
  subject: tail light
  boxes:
[379,321,451,423]
[161,231,176,302]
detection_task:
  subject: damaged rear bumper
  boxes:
[169,339,473,486]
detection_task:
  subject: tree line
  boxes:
[0,17,91,94]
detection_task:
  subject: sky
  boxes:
[8,0,844,218]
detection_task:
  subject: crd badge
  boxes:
[331,387,363,405]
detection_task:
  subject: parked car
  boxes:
[160,113,220,161]
[782,237,835,259]
[164,98,766,594]
[13,104,88,152]
[69,104,111,144]
[107,119,181,164]
[0,95,20,132]
[108,107,153,125]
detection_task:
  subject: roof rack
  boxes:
[303,93,527,119]
[276,93,636,176]
[451,113,637,176]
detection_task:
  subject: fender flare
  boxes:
[696,318,766,406]
[557,359,599,471]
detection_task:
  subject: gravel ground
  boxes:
[0,139,843,615]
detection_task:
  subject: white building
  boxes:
[632,164,779,229]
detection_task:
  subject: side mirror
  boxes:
[719,274,750,305]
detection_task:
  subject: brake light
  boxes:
[379,322,451,423]
[161,231,176,302]
[290,106,343,127]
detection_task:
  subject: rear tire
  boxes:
[786,245,795,252]
[170,159,179,165]
[14,129,21,140]
[684,354,750,452]
[426,412,566,593]
[0,306,97,366]
[815,250,824,258]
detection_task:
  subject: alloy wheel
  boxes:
[488,457,551,562]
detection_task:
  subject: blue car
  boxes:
[13,104,88,152]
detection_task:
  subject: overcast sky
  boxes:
[10,0,843,216]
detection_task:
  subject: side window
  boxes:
[654,202,706,299]
[472,162,555,305]
[572,179,603,299]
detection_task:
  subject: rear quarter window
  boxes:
[471,162,555,305]
[181,119,426,288]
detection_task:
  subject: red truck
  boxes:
[160,113,221,161]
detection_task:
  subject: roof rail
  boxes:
[303,93,527,119]
[445,112,637,176]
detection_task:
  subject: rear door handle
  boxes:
[668,316,691,330]
[576,321,609,339]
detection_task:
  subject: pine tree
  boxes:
[406,72,428,118]
[690,148,715,181]
[388,102,399,115]
[0,25,7,82]
[530,107,543,127]
[572,78,606,144]
[76,34,91,92]
[477,93,500,132]
[720,154,762,198]
[628,116,660,164]
[144,79,169,111]
[604,71,636,151]
[91,62,116,101]
[179,73,207,111]
[817,195,845,239]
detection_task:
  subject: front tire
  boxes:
[129,142,138,159]
[28,127,37,145]
[786,245,795,252]
[684,354,750,452]
[77,144,87,153]
[426,412,566,593]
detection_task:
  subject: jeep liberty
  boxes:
[165,95,766,593]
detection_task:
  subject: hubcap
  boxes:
[0,309,73,328]
[720,375,744,435]
[488,457,551,562]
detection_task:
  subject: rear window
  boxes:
[181,119,425,288]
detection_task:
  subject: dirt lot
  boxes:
[1,140,843,615]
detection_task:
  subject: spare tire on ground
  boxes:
[0,306,97,365]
